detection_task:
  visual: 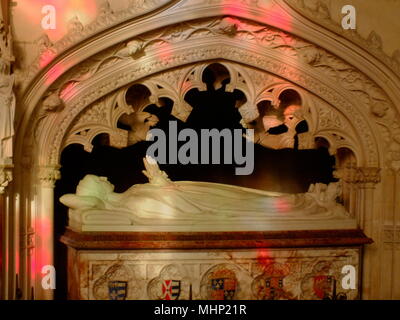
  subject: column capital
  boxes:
[355,167,381,186]
[38,165,61,187]
[0,164,13,194]
[334,165,381,186]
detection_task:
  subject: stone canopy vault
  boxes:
[5,0,400,299]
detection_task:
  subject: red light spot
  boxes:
[39,50,56,68]
[44,64,66,85]
[257,249,274,269]
[274,198,292,213]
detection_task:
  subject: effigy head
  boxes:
[76,175,115,198]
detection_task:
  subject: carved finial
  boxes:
[99,0,113,14]
[35,34,56,68]
[315,1,330,19]
[299,0,330,19]
[67,16,84,33]
[98,0,114,23]
[367,31,383,50]
[35,34,53,53]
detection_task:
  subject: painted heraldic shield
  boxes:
[108,281,128,300]
[313,275,333,299]
[161,280,181,300]
[209,269,237,300]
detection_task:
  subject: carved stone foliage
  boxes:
[305,97,360,157]
[64,89,133,152]
[283,0,400,76]
[52,57,377,169]
[38,165,61,187]
[23,0,175,86]
[334,165,381,186]
[31,15,397,168]
[62,61,362,159]
[60,61,258,151]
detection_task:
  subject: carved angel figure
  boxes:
[60,157,354,231]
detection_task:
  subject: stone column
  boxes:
[0,164,13,299]
[354,167,381,299]
[381,168,400,299]
[333,161,359,218]
[36,165,60,300]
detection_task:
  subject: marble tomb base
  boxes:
[61,228,371,300]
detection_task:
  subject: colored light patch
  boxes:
[257,249,274,268]
[39,50,57,68]
[44,64,66,85]
[35,216,53,280]
[274,198,292,213]
[17,0,98,41]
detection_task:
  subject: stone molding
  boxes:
[335,165,381,185]
[283,0,400,77]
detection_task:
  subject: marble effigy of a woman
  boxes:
[60,156,357,232]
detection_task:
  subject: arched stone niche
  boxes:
[60,62,362,160]
[11,1,400,300]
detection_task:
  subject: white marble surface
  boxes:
[61,157,356,232]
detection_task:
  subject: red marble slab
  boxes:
[61,228,373,250]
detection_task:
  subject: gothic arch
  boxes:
[10,0,400,299]
[31,35,383,167]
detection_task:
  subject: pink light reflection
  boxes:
[44,64,66,85]
[274,198,292,213]
[257,249,274,269]
[19,0,98,41]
